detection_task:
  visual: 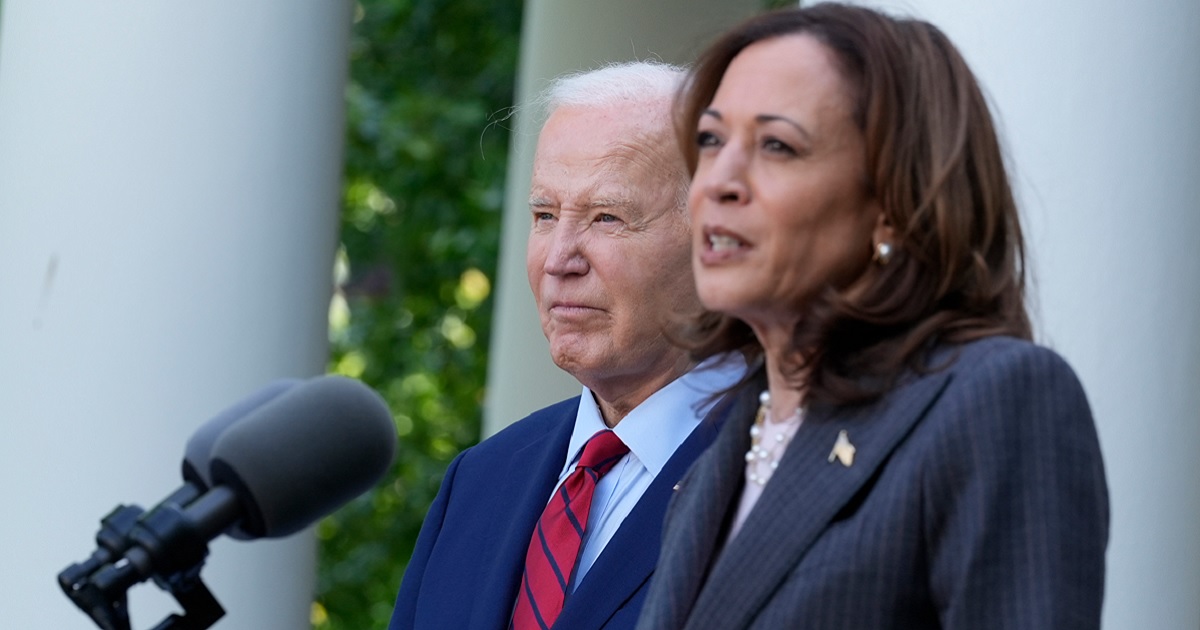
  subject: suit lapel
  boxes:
[556,394,733,629]
[470,400,578,630]
[685,370,953,630]
[640,381,763,629]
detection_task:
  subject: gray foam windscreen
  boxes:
[209,375,397,539]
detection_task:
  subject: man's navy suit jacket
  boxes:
[388,393,734,630]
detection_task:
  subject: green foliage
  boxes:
[315,1,520,628]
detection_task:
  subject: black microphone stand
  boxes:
[58,484,229,630]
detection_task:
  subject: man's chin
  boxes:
[548,344,604,379]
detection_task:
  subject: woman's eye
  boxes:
[696,130,721,148]
[763,138,797,155]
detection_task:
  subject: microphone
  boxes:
[181,378,300,492]
[208,374,397,538]
[58,375,397,630]
[179,377,301,541]
[56,378,303,621]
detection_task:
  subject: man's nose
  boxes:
[543,227,589,276]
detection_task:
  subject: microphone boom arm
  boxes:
[57,483,230,630]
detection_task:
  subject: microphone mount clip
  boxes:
[57,484,226,630]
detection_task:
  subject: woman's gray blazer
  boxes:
[637,336,1109,630]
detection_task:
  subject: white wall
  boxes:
[0,1,352,628]
[853,0,1200,626]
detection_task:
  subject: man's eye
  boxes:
[595,213,619,223]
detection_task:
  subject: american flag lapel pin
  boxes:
[827,429,856,467]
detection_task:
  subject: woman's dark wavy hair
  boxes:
[676,2,1031,405]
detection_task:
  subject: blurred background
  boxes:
[1,0,1196,628]
[315,1,520,626]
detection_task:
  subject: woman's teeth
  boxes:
[709,234,742,252]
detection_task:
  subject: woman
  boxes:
[637,4,1109,629]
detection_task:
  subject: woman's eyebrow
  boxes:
[757,114,812,143]
[701,108,813,143]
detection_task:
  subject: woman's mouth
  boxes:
[708,233,744,252]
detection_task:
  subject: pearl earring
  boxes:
[873,241,894,265]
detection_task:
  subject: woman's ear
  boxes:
[873,210,895,246]
[871,211,897,265]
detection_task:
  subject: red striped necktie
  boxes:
[511,429,630,630]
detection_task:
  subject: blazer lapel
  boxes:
[685,370,953,630]
[470,400,578,630]
[637,381,764,629]
[556,394,735,629]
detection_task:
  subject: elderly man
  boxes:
[388,61,744,630]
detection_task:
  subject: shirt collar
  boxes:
[563,353,747,477]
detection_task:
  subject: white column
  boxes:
[853,0,1200,626]
[0,1,351,629]
[485,0,761,435]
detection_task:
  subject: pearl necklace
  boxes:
[744,390,805,486]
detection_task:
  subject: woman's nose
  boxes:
[698,147,750,206]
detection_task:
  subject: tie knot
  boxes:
[577,430,629,473]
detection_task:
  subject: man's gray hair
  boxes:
[535,60,690,212]
[541,60,686,113]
